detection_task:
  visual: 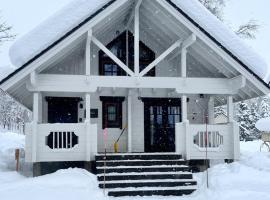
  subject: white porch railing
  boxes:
[175,121,240,160]
[25,123,97,162]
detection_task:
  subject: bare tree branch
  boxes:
[0,16,16,45]
[235,20,260,39]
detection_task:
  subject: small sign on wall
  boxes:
[91,109,98,118]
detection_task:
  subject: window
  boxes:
[100,97,125,129]
[99,31,155,76]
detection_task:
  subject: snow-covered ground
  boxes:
[0,130,270,200]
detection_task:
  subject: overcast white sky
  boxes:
[0,0,269,70]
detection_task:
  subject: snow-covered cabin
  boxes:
[1,0,270,179]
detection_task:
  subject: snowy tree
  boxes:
[235,101,252,139]
[198,0,260,39]
[257,96,270,118]
[214,105,226,118]
[234,96,270,139]
[0,89,31,133]
[198,0,225,20]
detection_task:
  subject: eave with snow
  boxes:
[1,0,270,164]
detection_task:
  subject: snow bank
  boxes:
[255,117,270,131]
[9,0,110,68]
[0,169,103,200]
[0,130,25,170]
[171,0,270,83]
[9,0,269,83]
[0,128,270,200]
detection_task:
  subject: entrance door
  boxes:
[46,97,82,123]
[144,98,181,152]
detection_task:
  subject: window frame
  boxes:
[99,31,156,77]
[100,97,125,129]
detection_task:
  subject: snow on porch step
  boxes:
[99,179,197,189]
[106,185,198,197]
[97,171,193,181]
[96,165,190,174]
[95,159,185,167]
[95,153,182,161]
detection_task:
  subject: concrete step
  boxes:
[96,165,189,174]
[96,159,185,167]
[95,153,182,161]
[99,179,197,189]
[106,185,197,197]
[97,171,193,181]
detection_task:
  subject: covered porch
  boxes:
[25,86,240,162]
[8,0,265,163]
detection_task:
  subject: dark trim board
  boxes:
[1,0,269,91]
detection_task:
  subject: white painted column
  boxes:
[208,96,215,124]
[181,46,188,122]
[134,0,142,76]
[85,93,91,122]
[227,96,234,122]
[181,96,187,122]
[128,93,132,152]
[85,30,92,76]
[85,93,91,161]
[32,92,42,162]
[181,48,187,78]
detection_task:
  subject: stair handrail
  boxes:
[115,124,128,143]
[114,125,127,153]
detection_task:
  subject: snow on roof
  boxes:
[171,0,270,83]
[255,117,270,132]
[9,0,110,68]
[7,0,270,84]
[0,65,16,81]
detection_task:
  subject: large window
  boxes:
[99,31,155,76]
[100,97,125,129]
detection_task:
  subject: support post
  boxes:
[208,96,215,124]
[32,92,42,162]
[85,93,91,122]
[128,93,132,152]
[134,0,142,76]
[181,48,187,78]
[227,96,234,123]
[85,30,92,76]
[85,93,91,161]
[181,95,187,122]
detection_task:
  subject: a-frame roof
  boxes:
[1,0,270,90]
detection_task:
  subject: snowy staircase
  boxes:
[95,153,197,197]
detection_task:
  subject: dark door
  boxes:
[144,98,181,152]
[46,97,81,123]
